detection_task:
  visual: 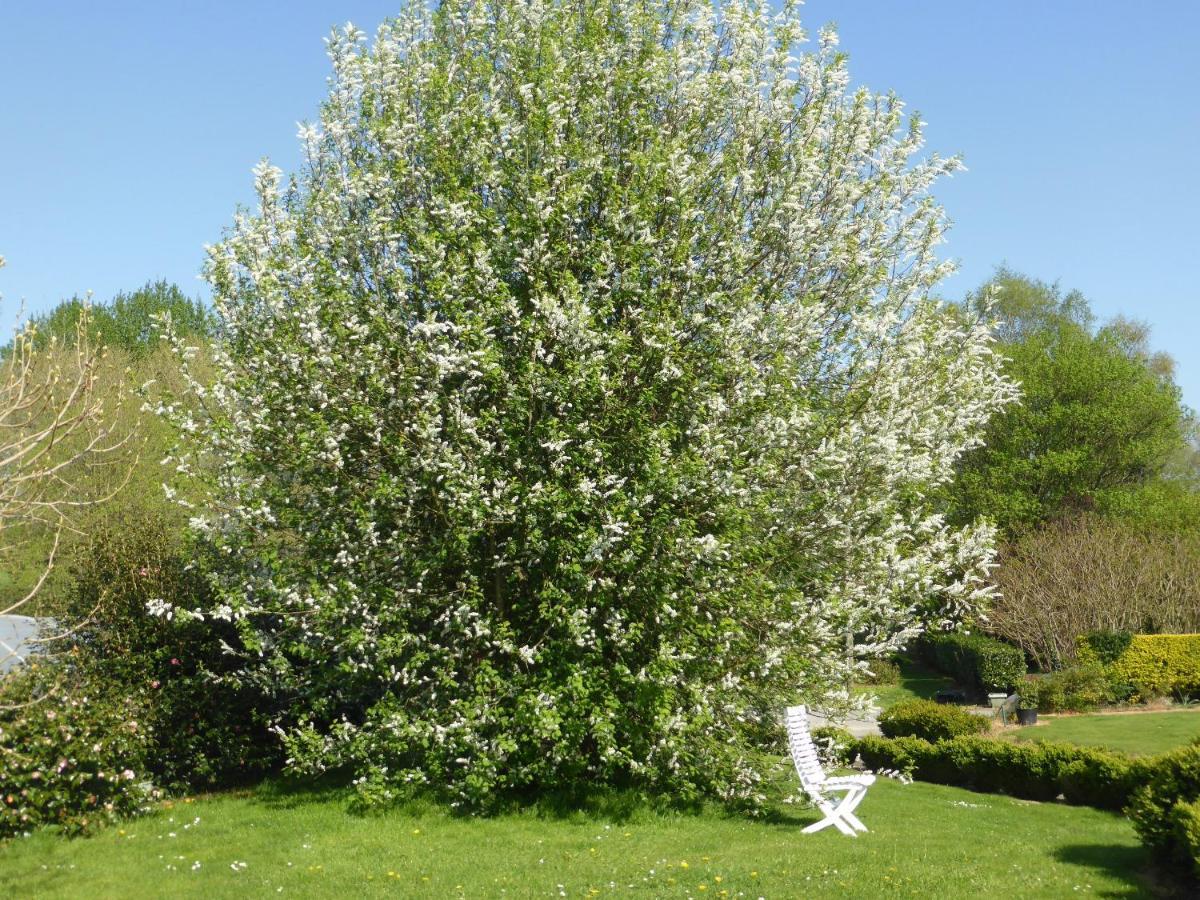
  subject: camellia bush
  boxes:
[161,0,1014,809]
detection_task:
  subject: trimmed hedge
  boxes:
[878,699,990,742]
[921,632,1026,694]
[1128,743,1200,875]
[851,734,1155,812]
[1079,634,1200,700]
[849,730,1200,882]
[1167,797,1200,880]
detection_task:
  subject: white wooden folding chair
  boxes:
[785,704,874,836]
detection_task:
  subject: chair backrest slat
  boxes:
[784,704,826,796]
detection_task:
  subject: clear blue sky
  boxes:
[2,1,1198,405]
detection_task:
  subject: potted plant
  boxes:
[1016,680,1039,726]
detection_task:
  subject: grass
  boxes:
[1007,708,1200,756]
[855,656,959,709]
[0,777,1168,898]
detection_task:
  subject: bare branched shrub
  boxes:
[988,515,1200,670]
[1,258,134,635]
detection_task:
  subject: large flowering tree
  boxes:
[172,0,1015,807]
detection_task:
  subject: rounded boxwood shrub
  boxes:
[1058,751,1152,812]
[878,698,990,742]
[907,737,1057,801]
[852,735,932,775]
[1168,797,1200,881]
[1129,743,1200,871]
[852,732,1152,811]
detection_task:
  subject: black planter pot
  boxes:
[1017,708,1038,726]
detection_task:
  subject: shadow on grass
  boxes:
[248,773,355,811]
[245,774,733,826]
[1054,843,1178,898]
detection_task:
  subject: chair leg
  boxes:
[843,810,868,833]
[802,798,858,837]
[830,789,867,833]
[842,787,869,832]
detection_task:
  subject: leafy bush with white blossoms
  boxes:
[171,0,1015,808]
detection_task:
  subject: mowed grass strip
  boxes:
[0,778,1162,899]
[1008,709,1200,756]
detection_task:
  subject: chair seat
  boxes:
[822,773,876,789]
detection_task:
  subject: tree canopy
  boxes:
[28,280,212,356]
[163,0,1013,809]
[949,268,1193,536]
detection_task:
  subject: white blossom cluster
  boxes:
[168,0,1015,808]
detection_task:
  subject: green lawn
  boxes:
[1008,709,1200,756]
[855,656,959,709]
[0,777,1166,898]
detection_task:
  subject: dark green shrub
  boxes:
[878,699,990,742]
[1017,679,1040,710]
[0,664,157,838]
[1129,744,1200,871]
[55,506,280,792]
[921,632,1026,694]
[1105,675,1139,705]
[924,737,1061,801]
[1082,630,1134,665]
[853,735,931,774]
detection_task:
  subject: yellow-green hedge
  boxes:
[1082,634,1200,699]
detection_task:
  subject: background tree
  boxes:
[989,515,1200,670]
[170,0,1014,809]
[0,256,132,633]
[0,278,212,614]
[948,268,1192,536]
[28,280,212,359]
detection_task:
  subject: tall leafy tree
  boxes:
[164,0,1013,807]
[950,268,1190,535]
